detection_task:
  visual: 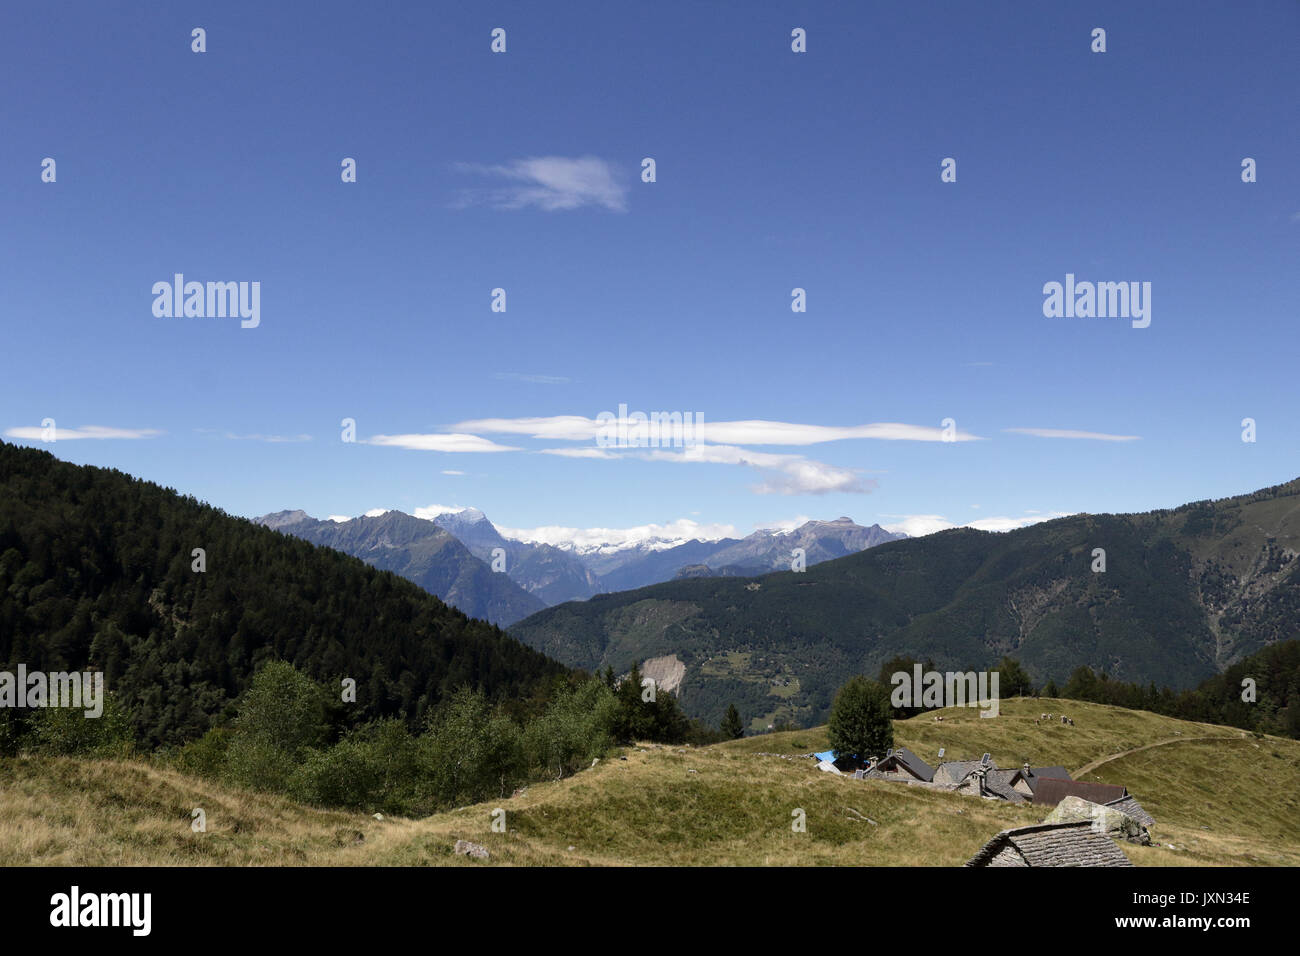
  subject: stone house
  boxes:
[965,821,1134,867]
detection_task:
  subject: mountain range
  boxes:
[508,478,1300,730]
[256,508,906,625]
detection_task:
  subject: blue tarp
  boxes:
[814,750,837,763]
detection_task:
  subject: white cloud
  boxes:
[881,511,1075,538]
[454,156,627,212]
[454,416,981,445]
[363,508,390,518]
[539,447,622,459]
[645,443,873,496]
[326,515,352,523]
[4,425,161,440]
[494,372,572,385]
[754,515,814,533]
[498,517,738,549]
[459,416,605,442]
[223,432,312,443]
[365,433,520,453]
[412,504,470,521]
[1004,427,1139,442]
[441,469,466,476]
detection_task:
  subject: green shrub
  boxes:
[225,661,330,791]
[524,679,616,780]
[25,692,135,758]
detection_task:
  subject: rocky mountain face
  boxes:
[428,510,601,606]
[265,509,909,613]
[255,510,545,627]
[258,508,907,618]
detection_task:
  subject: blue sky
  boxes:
[2,0,1297,544]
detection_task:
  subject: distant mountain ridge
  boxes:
[257,507,907,621]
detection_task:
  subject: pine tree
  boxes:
[721,703,744,739]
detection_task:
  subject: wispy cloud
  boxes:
[454,156,628,212]
[494,372,572,385]
[373,414,975,495]
[365,433,520,453]
[881,511,1074,537]
[223,432,312,443]
[649,443,873,496]
[4,424,161,440]
[441,469,466,476]
[540,447,622,459]
[453,416,982,445]
[498,517,738,549]
[412,504,471,520]
[1004,427,1139,442]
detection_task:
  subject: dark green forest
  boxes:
[1048,639,1300,739]
[0,441,566,747]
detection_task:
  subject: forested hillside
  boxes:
[0,442,565,747]
[511,477,1300,728]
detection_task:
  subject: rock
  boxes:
[591,758,599,767]
[1043,796,1151,845]
[453,840,490,860]
[372,813,383,820]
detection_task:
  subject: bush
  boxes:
[25,692,135,758]
[524,679,616,780]
[421,687,527,805]
[225,661,330,791]
[289,719,422,813]
[173,726,231,778]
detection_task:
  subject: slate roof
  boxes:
[982,769,1029,804]
[883,747,935,781]
[1032,778,1127,807]
[1106,794,1156,827]
[934,759,994,785]
[965,821,1134,867]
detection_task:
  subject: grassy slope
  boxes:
[3,698,1296,866]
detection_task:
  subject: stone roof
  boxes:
[965,821,1135,867]
[982,768,1029,804]
[934,759,994,785]
[1106,794,1156,827]
[883,746,935,781]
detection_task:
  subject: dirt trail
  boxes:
[1073,734,1241,777]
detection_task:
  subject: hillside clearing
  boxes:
[2,698,1295,866]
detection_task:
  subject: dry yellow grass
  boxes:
[2,697,1296,866]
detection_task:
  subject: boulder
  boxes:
[1044,796,1150,845]
[453,840,490,860]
